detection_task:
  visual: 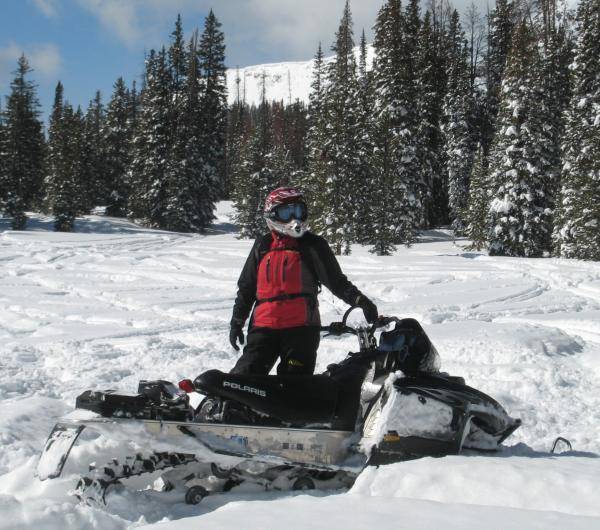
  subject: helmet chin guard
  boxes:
[266,218,308,238]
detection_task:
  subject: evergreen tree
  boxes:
[0,102,6,211]
[483,0,515,155]
[444,10,476,234]
[354,29,376,245]
[225,97,248,200]
[486,20,553,257]
[371,0,422,247]
[282,100,308,173]
[199,9,228,201]
[318,1,360,254]
[304,42,328,232]
[48,103,86,231]
[45,82,65,213]
[232,76,276,238]
[128,49,172,225]
[103,77,131,216]
[555,0,600,259]
[1,55,45,229]
[83,91,106,209]
[168,14,187,101]
[417,10,447,228]
[166,34,216,232]
[463,144,489,249]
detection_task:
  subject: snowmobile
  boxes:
[36,307,521,505]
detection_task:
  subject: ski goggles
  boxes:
[271,202,308,222]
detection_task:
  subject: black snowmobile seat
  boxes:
[194,369,361,430]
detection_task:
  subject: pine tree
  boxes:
[483,0,515,156]
[169,14,187,100]
[83,91,106,209]
[304,42,328,233]
[354,29,376,245]
[232,76,275,238]
[45,82,65,213]
[318,1,360,254]
[371,0,422,247]
[463,144,489,249]
[417,10,448,228]
[555,0,600,259]
[166,33,216,232]
[128,49,172,225]
[486,20,553,257]
[225,96,248,201]
[0,102,7,211]
[199,9,228,201]
[49,103,86,231]
[103,77,131,216]
[444,10,476,234]
[1,55,45,229]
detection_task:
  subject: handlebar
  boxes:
[320,306,401,338]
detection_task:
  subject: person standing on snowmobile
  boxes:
[229,186,378,376]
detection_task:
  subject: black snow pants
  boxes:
[230,327,321,376]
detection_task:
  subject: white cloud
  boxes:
[72,0,492,66]
[0,42,62,90]
[76,0,142,46]
[31,0,59,18]
[72,0,383,64]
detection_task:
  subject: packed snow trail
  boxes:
[1,204,599,529]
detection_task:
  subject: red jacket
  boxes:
[232,232,365,330]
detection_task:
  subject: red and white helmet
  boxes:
[264,187,309,238]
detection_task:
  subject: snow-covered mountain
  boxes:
[225,46,375,106]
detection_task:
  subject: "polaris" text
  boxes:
[223,381,266,397]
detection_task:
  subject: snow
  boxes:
[1,202,600,529]
[225,45,375,106]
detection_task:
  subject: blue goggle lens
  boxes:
[273,203,307,222]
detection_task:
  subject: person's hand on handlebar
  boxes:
[356,295,378,324]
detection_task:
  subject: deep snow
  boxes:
[1,203,599,529]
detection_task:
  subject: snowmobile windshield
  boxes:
[378,319,441,373]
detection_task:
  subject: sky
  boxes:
[0,0,484,121]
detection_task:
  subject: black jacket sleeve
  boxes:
[304,234,364,306]
[231,238,262,326]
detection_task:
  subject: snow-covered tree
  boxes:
[486,20,553,257]
[1,55,45,229]
[166,34,216,232]
[83,91,106,209]
[371,0,421,247]
[483,0,515,155]
[103,77,132,217]
[304,42,329,233]
[48,104,86,231]
[128,50,171,225]
[353,29,376,245]
[232,77,276,238]
[0,102,7,211]
[417,10,448,228]
[555,0,600,260]
[318,0,360,254]
[199,9,228,201]
[444,10,476,234]
[463,144,490,249]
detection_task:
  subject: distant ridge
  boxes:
[225,45,375,106]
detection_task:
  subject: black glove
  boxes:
[356,295,378,324]
[229,321,245,351]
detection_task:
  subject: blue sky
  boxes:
[1,0,483,121]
